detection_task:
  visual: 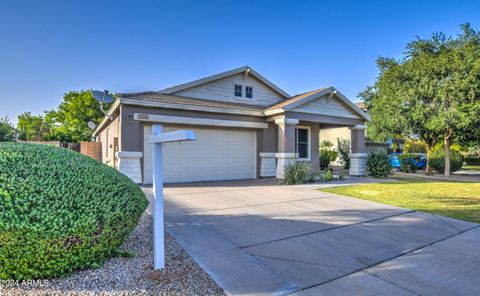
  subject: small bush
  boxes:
[319,140,338,170]
[316,171,326,182]
[316,169,335,183]
[306,173,316,184]
[320,140,334,150]
[429,148,463,173]
[325,169,333,181]
[0,143,148,279]
[319,152,330,169]
[319,149,337,169]
[398,153,420,173]
[283,160,311,185]
[336,138,351,169]
[339,173,345,180]
[366,152,393,178]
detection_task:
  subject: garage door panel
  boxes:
[143,125,256,184]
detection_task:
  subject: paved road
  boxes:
[143,178,480,296]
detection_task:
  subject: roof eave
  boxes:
[333,90,371,121]
[247,68,290,98]
[92,98,121,137]
[263,108,285,116]
[282,87,334,112]
[123,97,264,116]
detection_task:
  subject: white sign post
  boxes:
[149,124,196,270]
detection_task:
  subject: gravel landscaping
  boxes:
[1,213,226,296]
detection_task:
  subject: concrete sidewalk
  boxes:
[143,179,480,296]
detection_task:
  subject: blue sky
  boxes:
[1,0,479,124]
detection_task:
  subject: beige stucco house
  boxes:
[93,66,370,184]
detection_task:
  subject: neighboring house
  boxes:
[93,66,370,184]
[386,138,405,154]
[355,101,367,112]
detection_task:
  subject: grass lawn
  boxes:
[463,165,480,171]
[321,176,480,223]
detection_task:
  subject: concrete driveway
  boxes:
[143,179,480,296]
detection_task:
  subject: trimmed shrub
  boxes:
[284,161,311,185]
[429,148,463,173]
[366,152,393,178]
[0,143,148,279]
[398,153,421,173]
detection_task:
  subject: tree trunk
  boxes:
[426,151,432,173]
[444,130,451,177]
[424,139,436,174]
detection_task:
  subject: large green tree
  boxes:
[361,24,480,176]
[17,112,46,141]
[0,117,16,142]
[44,90,108,142]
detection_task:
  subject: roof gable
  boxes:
[173,73,285,107]
[293,94,362,119]
[266,87,370,121]
[159,66,290,99]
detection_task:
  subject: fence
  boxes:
[18,140,102,162]
[366,141,389,154]
[60,142,80,152]
[80,142,102,161]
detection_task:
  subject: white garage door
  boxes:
[143,125,257,184]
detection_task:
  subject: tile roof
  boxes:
[120,92,266,111]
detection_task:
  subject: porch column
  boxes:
[349,124,368,176]
[275,118,299,179]
[116,151,143,183]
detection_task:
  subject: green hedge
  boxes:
[0,143,148,280]
[464,156,480,166]
[366,152,393,178]
[398,153,421,173]
[428,148,464,173]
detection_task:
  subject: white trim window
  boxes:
[295,126,311,160]
[245,86,253,98]
[234,84,243,97]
